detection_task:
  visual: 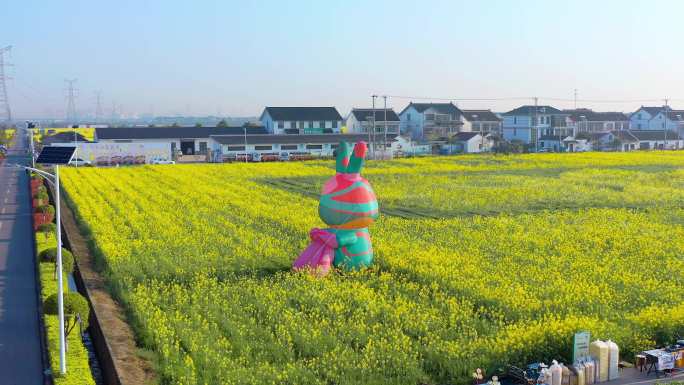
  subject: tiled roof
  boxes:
[350,108,400,122]
[399,102,461,116]
[629,130,682,141]
[452,132,480,141]
[461,109,501,122]
[564,109,628,122]
[610,130,638,142]
[96,125,267,140]
[503,105,564,115]
[262,107,342,121]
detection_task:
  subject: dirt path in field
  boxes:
[58,192,156,385]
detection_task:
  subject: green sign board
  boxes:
[573,331,591,363]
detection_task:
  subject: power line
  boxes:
[0,45,13,122]
[384,94,533,102]
[382,93,672,105]
[541,96,663,104]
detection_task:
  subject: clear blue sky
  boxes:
[3,0,684,119]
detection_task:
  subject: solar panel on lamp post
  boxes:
[33,145,76,376]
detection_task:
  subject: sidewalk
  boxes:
[0,133,44,384]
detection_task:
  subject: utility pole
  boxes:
[94,91,103,122]
[383,95,388,159]
[664,98,669,150]
[243,125,248,163]
[371,95,377,159]
[533,97,539,152]
[0,45,12,123]
[65,78,78,124]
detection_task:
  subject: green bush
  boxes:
[37,223,56,240]
[39,247,74,273]
[34,190,49,201]
[44,292,90,337]
[36,204,55,215]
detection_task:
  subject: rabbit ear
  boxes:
[335,142,352,173]
[346,141,367,174]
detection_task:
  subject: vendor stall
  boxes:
[641,345,684,376]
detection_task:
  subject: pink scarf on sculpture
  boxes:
[292,228,337,276]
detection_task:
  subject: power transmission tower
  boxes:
[94,90,103,122]
[65,78,78,123]
[0,45,13,123]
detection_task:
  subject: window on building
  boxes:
[227,145,246,151]
[290,121,297,128]
[425,113,435,121]
[513,128,517,136]
[407,113,411,121]
[638,114,642,119]
[332,120,338,128]
[637,123,642,129]
[277,121,284,129]
[199,141,208,154]
[304,121,310,129]
[513,117,517,124]
[662,123,665,128]
[309,121,314,128]
[306,144,323,150]
[280,144,298,150]
[330,144,339,149]
[255,145,272,151]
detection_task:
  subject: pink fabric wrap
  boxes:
[292,228,338,276]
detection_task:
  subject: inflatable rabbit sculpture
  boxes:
[293,141,378,276]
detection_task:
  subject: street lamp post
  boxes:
[11,145,75,376]
[15,164,67,374]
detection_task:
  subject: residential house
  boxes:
[209,133,392,161]
[537,135,567,152]
[630,106,665,130]
[94,125,267,159]
[460,110,502,135]
[502,105,570,147]
[561,137,591,152]
[345,108,400,135]
[389,135,431,156]
[629,130,683,150]
[399,102,463,140]
[260,107,343,135]
[650,108,684,133]
[597,131,638,152]
[564,109,629,133]
[443,132,491,154]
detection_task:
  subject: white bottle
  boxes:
[606,340,619,380]
[550,360,562,385]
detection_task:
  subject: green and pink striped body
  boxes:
[317,141,378,271]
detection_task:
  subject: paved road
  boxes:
[0,132,44,384]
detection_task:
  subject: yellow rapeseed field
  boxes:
[60,152,684,385]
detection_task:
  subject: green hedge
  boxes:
[36,233,95,385]
[39,247,74,273]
